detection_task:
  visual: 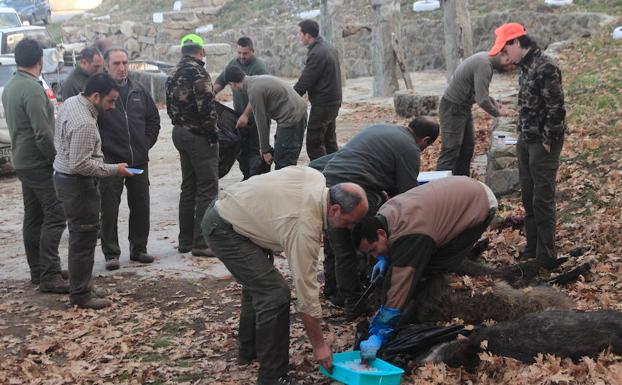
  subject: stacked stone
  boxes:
[60,5,226,65]
[393,90,439,117]
[485,109,520,196]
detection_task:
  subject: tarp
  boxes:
[215,102,242,178]
[354,320,472,369]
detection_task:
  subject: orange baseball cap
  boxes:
[488,22,527,57]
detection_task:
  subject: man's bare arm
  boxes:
[300,313,333,372]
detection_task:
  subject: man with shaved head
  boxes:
[202,166,368,385]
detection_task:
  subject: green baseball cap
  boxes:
[180,33,204,48]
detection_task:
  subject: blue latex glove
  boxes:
[360,306,402,361]
[360,334,383,361]
[370,255,388,282]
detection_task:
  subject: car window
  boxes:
[0,65,16,86]
[0,13,21,28]
[3,29,52,53]
[2,1,32,6]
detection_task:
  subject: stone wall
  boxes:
[215,11,608,78]
[62,10,608,78]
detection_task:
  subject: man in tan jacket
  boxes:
[202,166,368,385]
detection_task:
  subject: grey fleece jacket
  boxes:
[443,52,499,117]
[244,75,307,152]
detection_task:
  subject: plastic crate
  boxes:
[319,351,404,385]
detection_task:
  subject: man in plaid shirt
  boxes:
[53,73,133,309]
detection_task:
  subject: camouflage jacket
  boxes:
[517,48,566,145]
[166,56,218,143]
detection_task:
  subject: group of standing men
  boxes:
[4,39,161,309]
[165,19,343,260]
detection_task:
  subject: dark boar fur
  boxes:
[422,310,622,369]
[402,275,573,325]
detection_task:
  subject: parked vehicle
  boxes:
[0,0,50,25]
[0,59,58,174]
[0,7,22,28]
[0,25,53,54]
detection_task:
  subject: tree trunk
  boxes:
[320,0,347,85]
[371,0,399,97]
[442,0,474,80]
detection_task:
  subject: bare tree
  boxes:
[320,0,347,85]
[371,0,399,97]
[442,0,474,80]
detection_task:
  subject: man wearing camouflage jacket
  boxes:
[489,23,566,269]
[166,34,219,257]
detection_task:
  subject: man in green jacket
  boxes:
[2,38,67,293]
[214,37,269,179]
[61,46,104,101]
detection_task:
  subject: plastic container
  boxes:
[320,351,404,385]
[544,0,573,6]
[417,170,452,185]
[495,134,506,147]
[613,26,622,40]
[412,0,440,12]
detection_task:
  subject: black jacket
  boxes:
[294,36,342,106]
[98,77,160,166]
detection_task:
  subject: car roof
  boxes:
[0,26,46,33]
[0,8,19,13]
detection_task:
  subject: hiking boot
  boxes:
[327,293,345,309]
[537,257,567,271]
[75,298,112,310]
[32,270,69,286]
[238,353,257,365]
[178,245,192,253]
[105,258,120,271]
[517,247,535,261]
[257,375,300,385]
[191,248,216,257]
[91,286,108,298]
[39,276,70,294]
[130,253,154,264]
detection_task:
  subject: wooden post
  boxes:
[392,33,413,90]
[371,0,399,97]
[442,0,474,80]
[320,0,347,85]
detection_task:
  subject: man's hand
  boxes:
[236,114,249,129]
[314,342,333,373]
[262,151,273,165]
[360,335,382,362]
[300,313,333,373]
[370,256,388,282]
[543,143,551,153]
[117,163,133,177]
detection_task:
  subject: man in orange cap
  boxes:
[489,22,566,270]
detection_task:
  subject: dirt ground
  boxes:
[0,70,520,384]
